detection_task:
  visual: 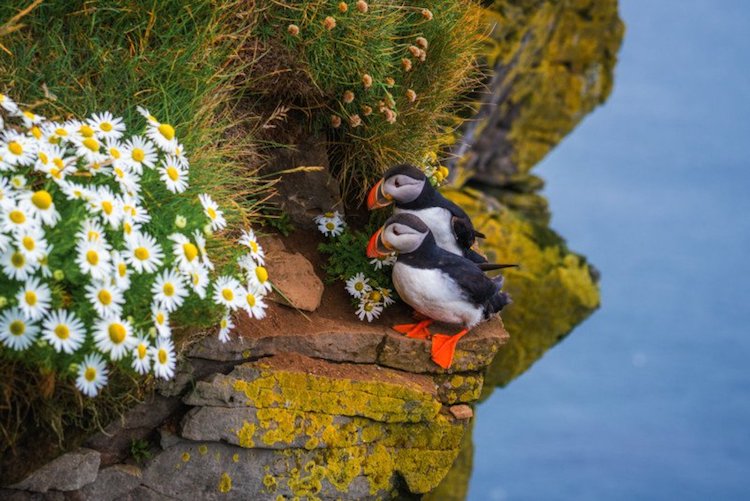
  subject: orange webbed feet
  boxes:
[392,319,433,339]
[431,329,469,369]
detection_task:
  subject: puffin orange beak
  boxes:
[367,179,393,210]
[366,228,392,258]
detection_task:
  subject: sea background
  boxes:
[468,1,750,499]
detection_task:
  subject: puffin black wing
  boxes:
[432,251,499,306]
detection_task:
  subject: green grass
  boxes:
[0,0,269,478]
[255,0,482,198]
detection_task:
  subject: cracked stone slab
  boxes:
[10,448,100,492]
[79,464,142,501]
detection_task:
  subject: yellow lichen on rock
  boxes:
[218,472,232,493]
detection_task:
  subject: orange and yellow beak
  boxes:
[367,179,393,210]
[366,227,393,258]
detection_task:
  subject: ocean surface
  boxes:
[468,1,750,499]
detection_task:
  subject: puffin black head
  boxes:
[367,164,427,209]
[367,213,431,258]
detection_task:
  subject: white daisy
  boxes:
[0,308,39,351]
[151,337,176,379]
[379,287,396,306]
[136,105,160,125]
[42,309,85,354]
[122,136,157,174]
[1,202,37,234]
[112,164,141,195]
[217,312,234,343]
[369,254,397,270]
[94,317,136,361]
[75,135,106,164]
[239,255,272,293]
[1,248,37,280]
[192,229,213,270]
[110,250,131,290]
[19,189,60,226]
[0,232,9,253]
[121,195,151,225]
[241,285,268,320]
[151,268,188,313]
[9,175,26,190]
[75,240,111,280]
[18,109,44,128]
[356,298,383,322]
[131,333,152,375]
[213,275,243,310]
[345,272,371,298]
[125,232,164,273]
[71,120,96,142]
[16,277,52,320]
[0,177,16,207]
[104,138,126,165]
[185,263,209,299]
[170,141,188,167]
[87,111,126,140]
[76,352,109,397]
[59,181,92,201]
[314,211,345,237]
[90,186,123,228]
[15,225,48,263]
[152,304,171,338]
[238,229,265,265]
[169,233,200,271]
[146,120,178,152]
[158,155,188,193]
[198,193,226,231]
[77,218,107,244]
[85,281,125,318]
[0,93,19,114]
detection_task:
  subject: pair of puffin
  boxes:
[366,164,514,369]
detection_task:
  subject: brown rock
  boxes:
[449,404,474,420]
[266,250,324,312]
[10,448,100,492]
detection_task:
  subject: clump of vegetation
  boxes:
[255,0,481,196]
[0,0,273,476]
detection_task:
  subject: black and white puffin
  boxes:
[367,164,488,264]
[366,213,511,369]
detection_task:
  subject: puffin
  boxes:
[366,213,511,369]
[367,164,489,264]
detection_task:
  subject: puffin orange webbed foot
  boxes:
[392,319,433,339]
[431,329,469,369]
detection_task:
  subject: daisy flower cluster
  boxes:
[0,93,268,397]
[315,211,396,323]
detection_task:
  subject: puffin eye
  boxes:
[394,178,401,188]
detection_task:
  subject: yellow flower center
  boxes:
[370,291,382,302]
[166,166,179,181]
[38,152,49,164]
[31,126,42,139]
[324,212,334,218]
[134,247,149,260]
[55,324,70,340]
[86,250,99,265]
[22,236,35,251]
[32,190,52,210]
[98,289,112,305]
[364,303,374,312]
[158,348,168,364]
[132,148,145,162]
[87,230,100,241]
[163,283,175,296]
[24,291,37,306]
[108,323,127,344]
[55,127,68,136]
[109,147,121,159]
[53,158,64,169]
[245,293,256,307]
[118,263,127,277]
[156,312,165,325]
[9,320,25,336]
[100,122,113,132]
[137,344,147,359]
[255,266,268,283]
[84,367,97,382]
[191,273,200,286]
[22,110,35,120]
[50,168,62,179]
[123,222,132,235]
[220,318,228,329]
[79,124,94,137]
[114,167,124,178]
[9,141,23,156]
[354,282,364,291]
[9,210,26,224]
[222,289,234,301]
[249,241,259,253]
[325,222,335,230]
[158,123,175,140]
[101,201,113,215]
[11,252,25,268]
[183,243,198,262]
[206,207,217,220]
[83,138,100,152]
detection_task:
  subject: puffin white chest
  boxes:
[392,262,484,328]
[394,207,462,256]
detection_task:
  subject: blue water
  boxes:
[469,1,750,499]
